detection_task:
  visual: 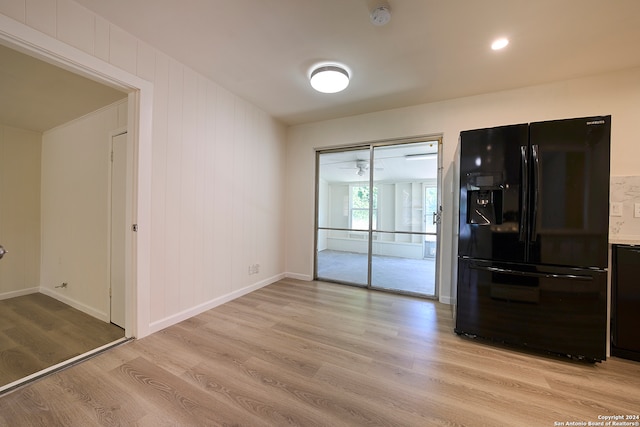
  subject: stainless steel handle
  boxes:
[470,264,593,281]
[531,144,540,242]
[0,245,7,259]
[519,146,528,242]
[432,208,441,225]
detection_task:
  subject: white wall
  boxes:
[0,0,287,336]
[286,67,640,304]
[148,69,286,332]
[40,100,127,320]
[0,124,41,298]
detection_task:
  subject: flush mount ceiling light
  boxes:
[310,65,350,93]
[491,37,509,50]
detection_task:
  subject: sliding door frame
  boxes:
[314,135,443,299]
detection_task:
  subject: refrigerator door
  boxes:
[458,124,529,262]
[455,258,607,361]
[528,116,610,268]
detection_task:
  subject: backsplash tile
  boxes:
[610,176,640,243]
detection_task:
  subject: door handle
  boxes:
[470,264,593,281]
[519,145,528,242]
[432,206,442,225]
[531,144,540,242]
[0,245,7,259]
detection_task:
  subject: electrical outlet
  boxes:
[635,203,640,218]
[611,202,623,217]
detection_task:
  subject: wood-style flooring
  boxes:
[0,293,124,387]
[1,279,639,426]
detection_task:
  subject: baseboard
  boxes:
[39,287,109,322]
[285,272,313,281]
[148,273,286,335]
[0,287,38,301]
[439,295,454,305]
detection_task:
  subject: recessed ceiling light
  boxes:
[491,38,509,50]
[310,65,350,93]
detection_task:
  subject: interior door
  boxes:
[110,132,127,328]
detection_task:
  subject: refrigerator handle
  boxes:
[470,264,594,281]
[519,145,528,242]
[531,144,540,242]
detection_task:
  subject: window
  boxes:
[350,185,377,230]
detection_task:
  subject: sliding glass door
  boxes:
[370,143,438,295]
[316,148,371,286]
[315,140,441,298]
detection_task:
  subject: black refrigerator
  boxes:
[455,115,610,362]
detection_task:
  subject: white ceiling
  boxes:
[3,0,640,132]
[70,0,640,126]
[0,44,127,133]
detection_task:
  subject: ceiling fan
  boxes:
[340,160,383,176]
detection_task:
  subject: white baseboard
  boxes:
[39,287,109,322]
[148,273,286,335]
[285,272,313,281]
[439,295,454,305]
[0,287,39,301]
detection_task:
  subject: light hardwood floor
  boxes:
[0,293,124,387]
[1,278,638,426]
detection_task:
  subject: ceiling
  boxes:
[70,0,640,126]
[0,44,127,133]
[3,1,640,131]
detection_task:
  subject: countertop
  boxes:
[609,235,640,246]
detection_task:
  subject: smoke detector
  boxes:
[370,4,391,26]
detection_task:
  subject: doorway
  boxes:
[0,41,134,392]
[315,138,442,298]
[0,15,155,394]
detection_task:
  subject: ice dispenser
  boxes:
[465,172,503,225]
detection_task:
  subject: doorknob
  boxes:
[0,245,7,259]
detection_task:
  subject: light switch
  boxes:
[635,203,640,218]
[611,202,623,217]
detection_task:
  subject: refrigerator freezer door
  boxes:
[458,124,529,262]
[455,258,607,361]
[528,116,610,269]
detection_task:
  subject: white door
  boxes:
[110,132,127,328]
